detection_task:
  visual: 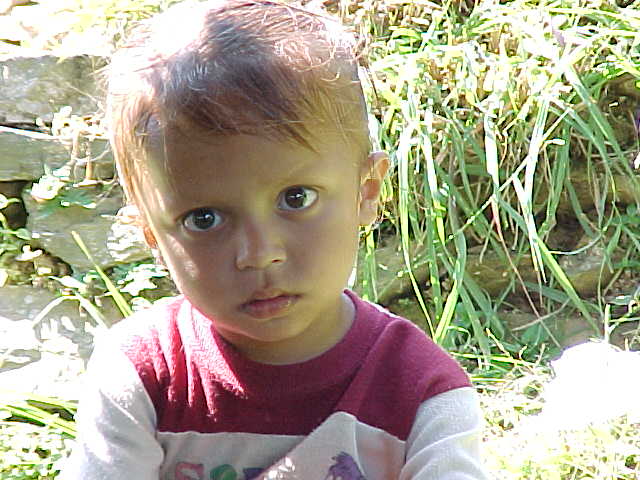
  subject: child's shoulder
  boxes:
[102,295,186,351]
[348,291,471,397]
[338,292,471,439]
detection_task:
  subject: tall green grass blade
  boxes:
[435,278,458,344]
[71,231,133,317]
[519,91,552,277]
[422,104,446,246]
[397,124,433,334]
[536,238,598,333]
[419,101,445,324]
[522,282,570,304]
[360,227,378,302]
[0,389,77,438]
[434,201,467,345]
[540,127,571,239]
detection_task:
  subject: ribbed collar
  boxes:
[179,290,383,400]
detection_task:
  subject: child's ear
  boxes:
[358,151,389,226]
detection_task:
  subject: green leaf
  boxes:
[521,323,548,345]
[58,189,96,209]
[13,228,31,241]
[30,175,65,202]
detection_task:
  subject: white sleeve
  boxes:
[59,337,164,480]
[400,387,489,479]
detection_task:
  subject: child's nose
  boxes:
[235,219,286,270]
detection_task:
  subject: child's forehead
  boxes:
[143,105,367,162]
[138,128,365,208]
[145,119,359,168]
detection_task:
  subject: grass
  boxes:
[480,365,640,479]
[349,0,640,371]
[0,421,72,479]
[0,392,76,479]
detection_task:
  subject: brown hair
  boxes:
[106,0,370,200]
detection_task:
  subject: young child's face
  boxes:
[135,124,387,363]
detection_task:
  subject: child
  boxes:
[62,1,488,478]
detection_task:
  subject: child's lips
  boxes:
[241,292,299,319]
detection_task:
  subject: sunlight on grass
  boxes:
[481,366,640,479]
[352,0,640,369]
[0,392,76,479]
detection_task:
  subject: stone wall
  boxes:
[0,52,150,397]
[0,52,150,269]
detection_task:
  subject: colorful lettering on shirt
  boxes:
[210,464,236,479]
[176,463,265,480]
[243,468,264,479]
[173,454,366,480]
[326,452,366,480]
[175,462,204,480]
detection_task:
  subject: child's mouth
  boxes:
[241,294,299,319]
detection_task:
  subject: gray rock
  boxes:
[0,285,121,398]
[0,126,70,180]
[23,185,151,270]
[0,285,63,322]
[0,53,106,124]
[86,137,115,180]
[0,351,86,399]
[0,286,98,368]
[559,235,615,296]
[0,316,41,370]
[0,126,115,181]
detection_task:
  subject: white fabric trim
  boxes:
[402,387,489,479]
[59,338,163,480]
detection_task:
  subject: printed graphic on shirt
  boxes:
[173,453,366,480]
[175,462,263,480]
[175,462,203,479]
[326,452,366,480]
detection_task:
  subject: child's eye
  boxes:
[278,186,318,211]
[182,208,223,232]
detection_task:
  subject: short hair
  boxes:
[106,0,371,200]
